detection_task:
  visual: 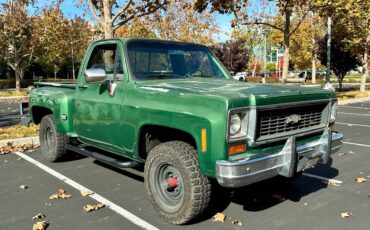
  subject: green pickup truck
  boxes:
[25,38,343,224]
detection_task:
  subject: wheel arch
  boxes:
[137,124,197,161]
[31,106,53,124]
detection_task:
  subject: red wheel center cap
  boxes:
[166,177,178,190]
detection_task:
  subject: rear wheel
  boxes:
[39,115,67,162]
[144,141,212,224]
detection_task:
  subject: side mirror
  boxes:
[84,68,106,83]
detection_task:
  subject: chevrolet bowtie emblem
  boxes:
[286,114,301,124]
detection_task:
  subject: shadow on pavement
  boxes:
[195,161,338,224]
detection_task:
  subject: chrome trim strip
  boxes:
[257,99,331,110]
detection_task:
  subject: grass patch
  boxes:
[0,124,38,140]
[0,91,27,97]
[336,90,370,101]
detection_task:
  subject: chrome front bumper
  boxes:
[216,128,343,188]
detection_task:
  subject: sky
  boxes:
[37,0,234,42]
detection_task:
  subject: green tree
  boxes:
[231,25,263,77]
[332,0,370,92]
[0,0,39,90]
[36,7,94,79]
[37,7,69,78]
[318,33,361,90]
[65,17,94,79]
[195,0,322,83]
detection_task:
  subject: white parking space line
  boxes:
[340,106,369,110]
[338,112,370,116]
[14,152,159,230]
[343,142,370,148]
[302,173,343,184]
[336,122,370,128]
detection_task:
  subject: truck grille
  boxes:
[255,102,329,141]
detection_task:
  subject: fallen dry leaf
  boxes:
[321,180,341,187]
[17,157,22,160]
[83,203,105,212]
[49,188,72,200]
[0,142,39,155]
[231,220,243,226]
[49,194,59,200]
[59,193,72,199]
[20,185,28,190]
[271,192,287,201]
[32,213,46,220]
[355,177,367,183]
[340,212,352,219]
[338,151,355,157]
[211,213,225,223]
[32,221,49,230]
[80,191,94,197]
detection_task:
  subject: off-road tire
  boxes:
[144,141,212,224]
[39,115,67,162]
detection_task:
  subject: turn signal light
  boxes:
[228,144,247,155]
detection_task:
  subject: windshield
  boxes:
[127,40,229,80]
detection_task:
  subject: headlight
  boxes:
[228,110,248,141]
[230,114,241,135]
[330,99,338,123]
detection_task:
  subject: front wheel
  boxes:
[39,115,67,162]
[144,141,212,224]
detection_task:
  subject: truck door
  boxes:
[74,41,126,152]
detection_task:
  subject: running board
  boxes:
[66,144,140,169]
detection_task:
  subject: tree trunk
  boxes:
[360,34,369,92]
[103,0,114,39]
[252,59,257,77]
[14,67,22,92]
[312,51,317,84]
[311,13,317,84]
[54,64,57,79]
[281,10,291,84]
[338,74,343,91]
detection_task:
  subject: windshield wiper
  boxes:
[191,74,214,78]
[145,73,183,79]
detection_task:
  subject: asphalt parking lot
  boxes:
[1,102,370,230]
[0,103,20,127]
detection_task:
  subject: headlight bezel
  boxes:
[329,99,338,123]
[227,108,250,142]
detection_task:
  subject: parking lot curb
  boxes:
[338,97,370,105]
[0,136,39,147]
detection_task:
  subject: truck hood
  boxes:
[135,77,335,107]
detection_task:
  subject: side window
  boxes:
[86,44,124,81]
